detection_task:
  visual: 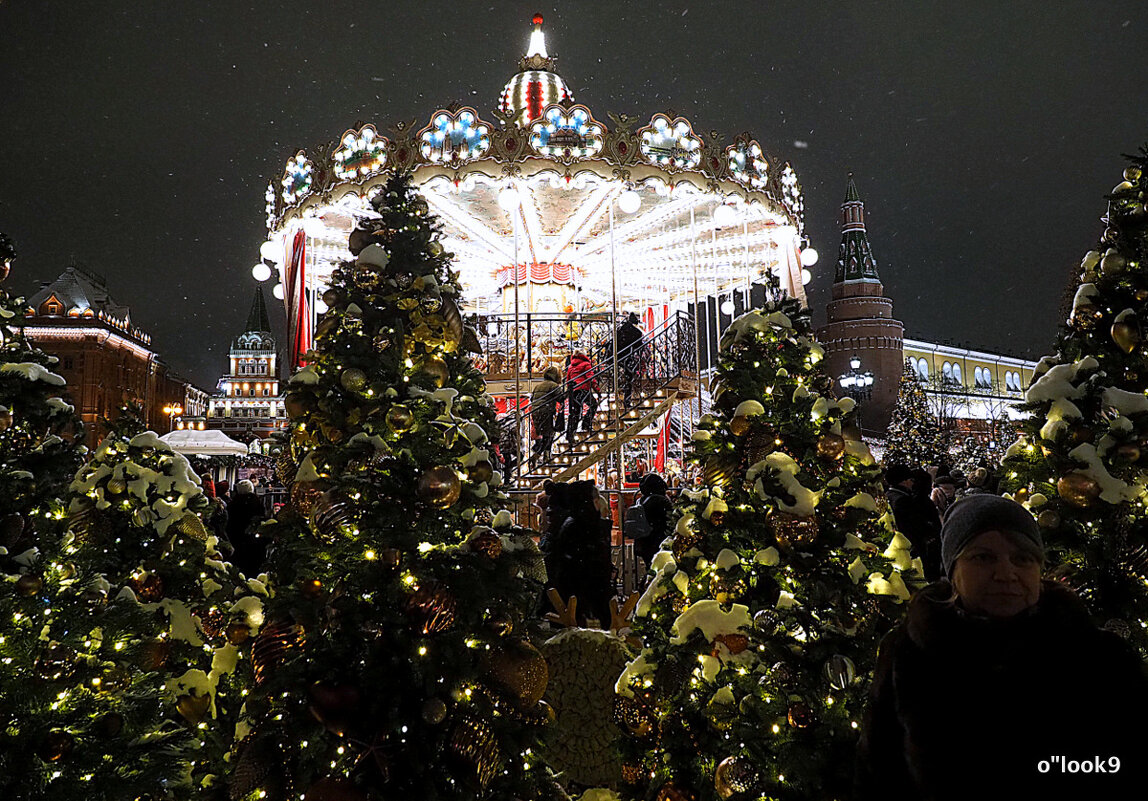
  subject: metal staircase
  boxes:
[513,311,697,489]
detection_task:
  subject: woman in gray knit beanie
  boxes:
[857,493,1148,799]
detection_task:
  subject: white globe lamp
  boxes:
[272,283,285,300]
[801,247,819,267]
[713,203,737,227]
[618,189,641,214]
[251,263,272,282]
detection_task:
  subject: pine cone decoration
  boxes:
[447,714,502,790]
[252,619,304,685]
[405,581,457,634]
[230,732,290,801]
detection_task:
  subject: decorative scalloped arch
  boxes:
[333,124,388,181]
[637,114,703,170]
[417,108,493,166]
[529,105,605,160]
[726,135,769,191]
[281,151,314,204]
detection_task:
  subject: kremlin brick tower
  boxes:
[816,177,905,433]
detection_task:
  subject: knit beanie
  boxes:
[940,494,1043,577]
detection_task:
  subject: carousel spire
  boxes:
[500,12,573,124]
[526,13,549,60]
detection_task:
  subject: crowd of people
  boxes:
[200,475,270,577]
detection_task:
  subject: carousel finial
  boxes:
[527,13,548,59]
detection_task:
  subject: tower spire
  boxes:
[245,285,272,334]
[835,175,881,283]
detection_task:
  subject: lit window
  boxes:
[916,358,929,380]
[952,364,962,384]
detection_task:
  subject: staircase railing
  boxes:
[513,310,696,484]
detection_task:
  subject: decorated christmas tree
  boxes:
[882,359,946,470]
[1002,148,1148,655]
[63,418,262,798]
[616,292,918,801]
[231,173,556,800]
[0,240,253,798]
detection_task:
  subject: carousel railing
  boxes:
[472,312,625,380]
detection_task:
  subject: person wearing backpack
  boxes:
[630,472,674,574]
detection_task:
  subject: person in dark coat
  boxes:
[886,465,943,581]
[634,472,674,573]
[498,413,520,476]
[530,366,563,458]
[856,494,1148,801]
[564,350,598,441]
[614,312,644,407]
[226,479,267,576]
[548,481,613,625]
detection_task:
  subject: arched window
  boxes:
[916,358,929,380]
[942,362,953,383]
[952,364,962,384]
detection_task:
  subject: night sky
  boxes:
[2,2,1146,389]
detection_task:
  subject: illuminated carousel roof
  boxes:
[259,15,813,311]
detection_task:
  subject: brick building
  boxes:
[22,263,207,447]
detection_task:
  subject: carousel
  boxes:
[254,14,817,547]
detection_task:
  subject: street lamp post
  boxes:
[163,403,183,433]
[838,355,874,426]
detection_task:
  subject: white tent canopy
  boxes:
[159,429,249,456]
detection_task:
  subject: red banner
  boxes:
[285,229,310,369]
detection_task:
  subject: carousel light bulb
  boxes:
[272,283,285,300]
[720,300,735,315]
[251,263,272,282]
[714,202,737,226]
[801,268,813,285]
[801,247,819,266]
[259,240,280,263]
[618,188,642,214]
[498,186,520,211]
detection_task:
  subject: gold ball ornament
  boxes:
[15,573,42,596]
[321,288,341,307]
[290,481,324,516]
[1073,304,1101,329]
[106,477,127,495]
[614,696,654,737]
[468,459,495,484]
[417,465,462,508]
[816,433,846,461]
[1012,486,1030,505]
[38,730,75,762]
[385,404,415,433]
[480,639,549,710]
[340,368,368,392]
[467,527,502,559]
[225,621,251,645]
[485,609,515,637]
[422,697,449,725]
[1057,472,1101,508]
[419,356,450,388]
[728,415,751,437]
[1112,320,1141,354]
[714,756,760,799]
[1037,509,1062,529]
[299,577,324,599]
[428,240,444,257]
[1102,251,1127,276]
[1125,166,1142,182]
[769,513,820,548]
